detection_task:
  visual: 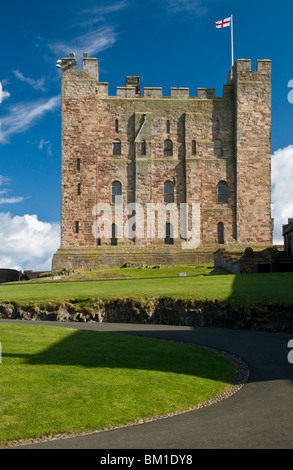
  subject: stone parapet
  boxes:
[143,87,163,99]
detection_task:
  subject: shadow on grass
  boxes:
[2,328,233,384]
[228,272,293,306]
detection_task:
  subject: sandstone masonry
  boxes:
[52,55,272,270]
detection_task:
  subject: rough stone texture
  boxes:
[1,298,293,333]
[53,56,272,270]
[53,246,214,270]
[229,60,272,244]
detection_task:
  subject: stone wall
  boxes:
[230,59,272,244]
[1,297,293,333]
[53,55,272,270]
[53,246,214,270]
[214,249,241,274]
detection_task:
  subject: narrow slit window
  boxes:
[164,180,174,203]
[214,139,222,156]
[113,139,121,155]
[217,181,228,203]
[111,223,117,246]
[217,222,224,244]
[75,221,79,234]
[165,223,174,245]
[166,120,170,134]
[192,140,197,156]
[77,183,81,195]
[141,140,146,156]
[115,119,119,133]
[215,120,220,135]
[77,159,80,171]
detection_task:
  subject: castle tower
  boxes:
[52,56,272,270]
[229,59,272,244]
[60,54,99,248]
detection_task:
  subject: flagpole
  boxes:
[231,14,234,67]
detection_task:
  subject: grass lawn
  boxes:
[0,323,234,446]
[0,272,293,306]
[18,264,218,282]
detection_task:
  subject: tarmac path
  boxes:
[1,320,293,449]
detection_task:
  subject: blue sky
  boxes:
[0,0,293,270]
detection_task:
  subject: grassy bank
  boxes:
[0,323,234,446]
[22,264,218,282]
[1,272,293,306]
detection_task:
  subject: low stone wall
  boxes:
[52,246,215,270]
[1,298,293,333]
[214,250,241,274]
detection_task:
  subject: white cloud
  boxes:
[0,197,24,204]
[163,0,207,14]
[0,175,11,187]
[39,139,52,156]
[271,145,293,244]
[82,0,129,16]
[49,26,117,60]
[0,175,24,204]
[13,70,47,92]
[0,94,60,144]
[0,82,10,104]
[0,213,60,271]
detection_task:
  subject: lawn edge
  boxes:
[2,344,249,449]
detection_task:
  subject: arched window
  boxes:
[164,139,173,156]
[115,119,119,133]
[217,181,228,203]
[214,139,222,156]
[111,223,117,246]
[164,181,174,203]
[113,139,121,155]
[166,120,170,134]
[165,223,174,245]
[192,140,197,156]
[141,140,146,156]
[111,181,122,204]
[217,222,224,244]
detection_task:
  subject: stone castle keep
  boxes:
[52,54,272,270]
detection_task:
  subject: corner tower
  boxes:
[60,54,99,248]
[229,59,272,244]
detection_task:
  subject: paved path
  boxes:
[1,320,293,449]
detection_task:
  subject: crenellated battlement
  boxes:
[227,58,271,84]
[61,54,226,99]
[61,53,99,80]
[61,55,271,101]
